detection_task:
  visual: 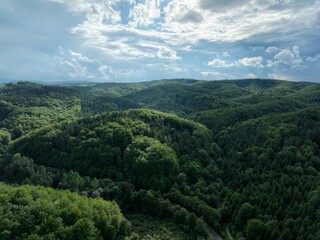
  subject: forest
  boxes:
[0,79,319,239]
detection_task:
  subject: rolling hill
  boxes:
[0,79,319,239]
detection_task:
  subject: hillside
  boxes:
[0,82,81,137]
[1,79,318,135]
[0,79,319,239]
[8,109,218,238]
[0,182,130,239]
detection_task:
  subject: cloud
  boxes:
[157,46,181,60]
[178,10,203,23]
[306,55,320,62]
[71,23,159,59]
[87,3,121,24]
[201,71,235,79]
[301,1,320,28]
[58,46,65,55]
[239,56,263,67]
[247,73,257,78]
[268,72,289,80]
[274,47,302,66]
[222,51,230,57]
[199,0,246,11]
[161,0,305,43]
[1,0,320,82]
[208,59,234,67]
[69,50,95,63]
[129,0,161,27]
[198,0,284,12]
[59,48,113,80]
[265,46,278,53]
[292,45,300,55]
[55,0,320,63]
[54,0,122,24]
[99,65,114,79]
[164,1,203,24]
[266,60,277,67]
[159,64,186,73]
[48,0,65,3]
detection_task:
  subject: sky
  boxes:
[0,0,320,83]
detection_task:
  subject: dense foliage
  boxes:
[0,79,319,239]
[217,107,320,239]
[0,182,130,239]
[9,109,219,238]
[0,82,81,138]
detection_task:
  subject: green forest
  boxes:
[0,79,319,239]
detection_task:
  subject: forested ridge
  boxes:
[0,79,319,239]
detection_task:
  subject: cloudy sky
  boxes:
[0,0,320,82]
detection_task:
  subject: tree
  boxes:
[235,203,255,229]
[245,219,266,240]
[0,129,11,145]
[124,136,179,191]
[0,183,129,239]
[71,218,99,240]
[186,213,197,230]
[4,154,35,183]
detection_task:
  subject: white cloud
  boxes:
[199,0,290,12]
[162,0,298,43]
[71,23,159,59]
[145,63,187,73]
[54,0,320,65]
[301,1,320,28]
[208,59,234,67]
[274,48,302,66]
[58,46,65,55]
[247,73,257,78]
[292,45,300,55]
[181,45,193,51]
[60,59,88,79]
[160,64,186,73]
[266,59,277,67]
[129,0,161,27]
[55,0,122,24]
[266,46,278,53]
[164,1,203,25]
[222,51,230,57]
[157,46,181,60]
[199,0,246,12]
[87,3,121,24]
[2,0,320,83]
[59,48,113,80]
[99,65,114,79]
[201,71,235,79]
[47,0,66,3]
[306,55,320,62]
[69,50,94,63]
[268,73,289,80]
[239,56,263,67]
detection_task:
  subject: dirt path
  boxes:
[226,227,234,240]
[205,224,223,240]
